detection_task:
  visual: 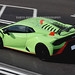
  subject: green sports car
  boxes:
[0,17,75,60]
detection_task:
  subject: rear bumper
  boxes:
[51,39,75,56]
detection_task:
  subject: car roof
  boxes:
[8,17,66,33]
[12,17,58,27]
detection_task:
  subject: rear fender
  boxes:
[26,37,53,55]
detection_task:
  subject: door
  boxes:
[3,25,27,50]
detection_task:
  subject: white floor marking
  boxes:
[0,5,6,17]
[0,19,15,24]
[0,4,37,18]
[0,70,15,75]
[0,62,41,75]
[0,4,37,25]
[70,14,75,17]
[33,9,37,17]
[0,67,27,75]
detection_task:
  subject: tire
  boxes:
[0,37,3,48]
[35,43,50,60]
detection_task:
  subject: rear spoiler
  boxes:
[58,25,75,35]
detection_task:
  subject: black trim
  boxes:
[53,29,56,32]
[42,24,48,28]
[53,49,59,54]
[0,69,18,75]
[53,34,75,45]
[47,26,52,30]
[50,27,54,31]
[44,25,50,29]
[52,23,65,29]
[56,29,61,34]
[59,25,75,34]
[26,47,30,52]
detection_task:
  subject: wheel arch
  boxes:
[35,43,50,60]
[26,37,53,55]
[35,43,50,53]
[26,38,42,53]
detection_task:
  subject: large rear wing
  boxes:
[57,25,75,35]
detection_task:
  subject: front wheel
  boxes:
[0,37,3,48]
[35,43,50,60]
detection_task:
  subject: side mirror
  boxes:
[3,29,10,35]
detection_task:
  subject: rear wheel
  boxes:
[35,43,50,60]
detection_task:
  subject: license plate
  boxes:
[71,45,75,50]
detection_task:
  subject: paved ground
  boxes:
[0,0,75,24]
[0,48,75,75]
[0,62,40,75]
[0,0,75,75]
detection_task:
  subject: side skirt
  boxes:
[4,46,36,55]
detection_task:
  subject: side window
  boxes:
[7,25,26,33]
[3,25,35,33]
[25,27,35,33]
